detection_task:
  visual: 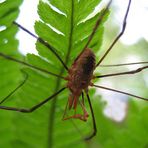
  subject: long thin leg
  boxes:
[95,0,132,68]
[13,22,68,71]
[82,92,84,106]
[84,93,97,141]
[0,70,28,105]
[99,61,148,67]
[0,52,65,79]
[0,87,66,112]
[62,96,69,120]
[92,84,148,101]
[56,103,85,139]
[75,0,112,62]
[63,101,89,121]
[95,65,148,78]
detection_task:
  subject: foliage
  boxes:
[90,99,148,148]
[0,0,22,147]
[0,0,148,148]
[0,0,106,147]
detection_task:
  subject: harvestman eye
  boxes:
[0,0,147,141]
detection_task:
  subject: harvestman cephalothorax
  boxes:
[0,0,148,140]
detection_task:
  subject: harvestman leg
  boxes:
[86,83,148,140]
[92,84,148,101]
[81,92,85,108]
[92,0,148,101]
[0,22,69,78]
[0,37,65,109]
[77,0,147,77]
[0,3,69,92]
[62,92,89,121]
[0,21,66,101]
[13,22,68,71]
[0,87,66,112]
[0,70,28,105]
[99,62,148,67]
[84,93,97,141]
[95,65,148,78]
[0,53,64,79]
[0,22,67,112]
[75,0,112,61]
[95,0,131,67]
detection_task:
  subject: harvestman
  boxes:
[0,0,148,140]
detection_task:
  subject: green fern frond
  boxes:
[0,0,109,148]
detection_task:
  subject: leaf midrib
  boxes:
[47,1,74,148]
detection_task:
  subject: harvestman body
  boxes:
[0,0,148,141]
[65,48,95,121]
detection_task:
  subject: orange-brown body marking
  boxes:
[64,48,95,121]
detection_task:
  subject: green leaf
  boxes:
[81,99,148,148]
[29,0,107,147]
[0,0,23,147]
[0,0,108,148]
[0,0,22,26]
